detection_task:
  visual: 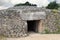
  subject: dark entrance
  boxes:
[27,20,39,32]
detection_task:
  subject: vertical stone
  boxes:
[38,20,44,33]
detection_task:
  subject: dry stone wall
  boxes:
[44,10,60,33]
[0,10,27,37]
[0,7,60,37]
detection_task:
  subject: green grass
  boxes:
[44,29,51,34]
[44,27,60,34]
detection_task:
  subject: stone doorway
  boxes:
[27,20,39,33]
[27,20,44,33]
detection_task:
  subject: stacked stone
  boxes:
[44,10,60,33]
[0,10,27,37]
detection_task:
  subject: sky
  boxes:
[0,0,60,9]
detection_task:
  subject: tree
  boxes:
[46,1,59,9]
[14,1,37,6]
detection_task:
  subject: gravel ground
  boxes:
[6,33,60,40]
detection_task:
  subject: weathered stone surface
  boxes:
[0,6,47,37]
[43,10,60,33]
[0,10,27,37]
[0,6,60,37]
[8,6,46,20]
[20,12,46,20]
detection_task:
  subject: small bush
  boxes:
[44,29,50,34]
[52,9,58,13]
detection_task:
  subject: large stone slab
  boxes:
[20,12,46,20]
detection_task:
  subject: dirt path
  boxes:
[6,33,60,40]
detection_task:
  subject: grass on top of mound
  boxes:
[52,9,58,13]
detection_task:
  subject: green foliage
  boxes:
[46,1,59,9]
[54,26,60,34]
[44,29,50,34]
[14,1,37,6]
[52,9,58,13]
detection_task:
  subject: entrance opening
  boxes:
[27,20,39,33]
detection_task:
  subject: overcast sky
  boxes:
[0,0,60,9]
